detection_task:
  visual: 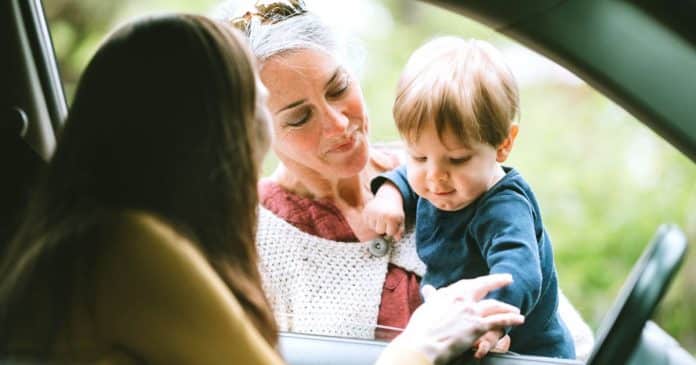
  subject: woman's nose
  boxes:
[322,105,349,136]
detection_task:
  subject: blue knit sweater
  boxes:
[372,166,575,358]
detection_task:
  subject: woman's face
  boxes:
[260,49,369,179]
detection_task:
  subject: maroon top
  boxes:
[259,179,422,340]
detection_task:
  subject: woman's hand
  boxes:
[393,274,524,365]
[363,182,405,241]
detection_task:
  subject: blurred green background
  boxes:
[45,0,696,354]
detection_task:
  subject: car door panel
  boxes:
[0,0,64,248]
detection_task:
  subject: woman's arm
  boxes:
[94,212,285,365]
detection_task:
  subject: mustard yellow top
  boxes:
[8,212,432,365]
[92,212,287,364]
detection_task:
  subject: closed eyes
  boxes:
[409,155,472,164]
[449,156,472,164]
[286,108,312,127]
[327,75,349,98]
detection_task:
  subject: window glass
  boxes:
[46,0,696,353]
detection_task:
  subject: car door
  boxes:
[0,0,65,249]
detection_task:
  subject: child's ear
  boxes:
[496,123,519,162]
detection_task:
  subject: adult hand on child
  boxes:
[364,182,406,241]
[392,274,524,365]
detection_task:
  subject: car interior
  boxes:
[1,0,64,252]
[587,224,687,365]
[1,0,695,364]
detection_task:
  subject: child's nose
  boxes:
[426,164,448,182]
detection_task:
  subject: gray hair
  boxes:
[211,1,364,75]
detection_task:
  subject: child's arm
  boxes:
[472,193,544,318]
[367,165,418,241]
[469,194,543,359]
[364,181,406,240]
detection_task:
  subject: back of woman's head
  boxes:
[62,14,266,221]
[0,14,276,351]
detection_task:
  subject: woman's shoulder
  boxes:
[97,211,197,266]
[95,210,209,300]
[93,211,284,364]
[106,211,181,241]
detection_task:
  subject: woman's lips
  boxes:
[327,136,356,153]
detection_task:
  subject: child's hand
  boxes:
[472,329,505,359]
[364,182,405,240]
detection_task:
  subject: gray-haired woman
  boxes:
[215,0,594,359]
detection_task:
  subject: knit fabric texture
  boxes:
[256,206,426,339]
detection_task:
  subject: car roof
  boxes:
[427,0,696,162]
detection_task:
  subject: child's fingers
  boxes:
[392,228,403,241]
[385,221,397,238]
[363,209,378,229]
[385,218,403,239]
[375,220,388,236]
[474,340,491,359]
[395,222,405,241]
[364,212,382,235]
[492,335,511,353]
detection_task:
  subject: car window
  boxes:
[46,0,696,355]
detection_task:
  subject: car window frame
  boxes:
[7,1,695,365]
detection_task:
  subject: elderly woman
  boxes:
[219,0,594,359]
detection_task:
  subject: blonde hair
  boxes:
[393,36,519,147]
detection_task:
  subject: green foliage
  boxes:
[47,0,696,353]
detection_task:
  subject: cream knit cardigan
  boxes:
[256,206,594,361]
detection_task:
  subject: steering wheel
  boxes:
[587,224,687,365]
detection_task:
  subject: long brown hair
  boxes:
[0,14,277,352]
